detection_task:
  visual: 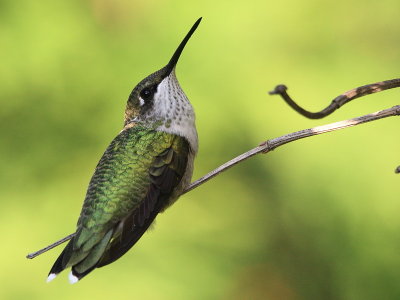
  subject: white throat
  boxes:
[150,71,198,153]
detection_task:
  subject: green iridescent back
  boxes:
[76,124,190,245]
[49,124,191,277]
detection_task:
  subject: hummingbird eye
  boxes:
[140,86,156,100]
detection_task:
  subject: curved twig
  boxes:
[26,104,400,259]
[269,79,400,119]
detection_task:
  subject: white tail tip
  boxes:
[68,271,79,284]
[47,273,57,283]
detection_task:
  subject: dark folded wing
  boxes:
[96,133,190,267]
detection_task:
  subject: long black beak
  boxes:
[164,17,202,76]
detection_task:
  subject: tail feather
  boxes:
[69,264,96,283]
[73,229,113,275]
[48,240,73,276]
[47,229,113,283]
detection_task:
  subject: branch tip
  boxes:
[269,84,287,95]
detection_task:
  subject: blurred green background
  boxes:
[1,0,400,299]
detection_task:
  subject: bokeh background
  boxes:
[1,0,400,299]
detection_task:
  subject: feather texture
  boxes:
[48,124,191,281]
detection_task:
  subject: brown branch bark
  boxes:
[269,78,400,119]
[26,80,400,260]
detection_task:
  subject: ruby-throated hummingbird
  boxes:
[47,18,201,283]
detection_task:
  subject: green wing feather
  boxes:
[48,125,190,280]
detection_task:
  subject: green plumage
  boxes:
[79,125,183,230]
[49,124,190,278]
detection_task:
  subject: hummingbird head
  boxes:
[124,18,201,136]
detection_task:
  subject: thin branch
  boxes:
[26,104,400,259]
[26,233,75,259]
[269,79,400,119]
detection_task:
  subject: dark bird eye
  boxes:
[140,87,154,100]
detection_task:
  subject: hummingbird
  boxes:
[47,18,201,283]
